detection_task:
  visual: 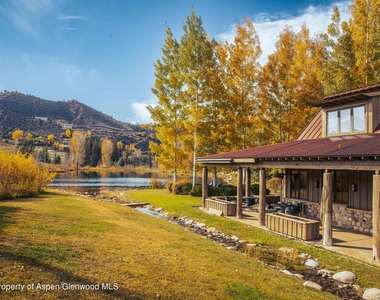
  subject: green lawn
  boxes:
[0,189,377,299]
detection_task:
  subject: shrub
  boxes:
[251,183,270,195]
[0,151,55,199]
[208,185,221,196]
[149,178,165,189]
[267,177,282,193]
[190,184,202,196]
[220,184,237,196]
[166,180,173,193]
[172,180,192,195]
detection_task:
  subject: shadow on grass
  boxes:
[0,206,20,233]
[0,247,147,300]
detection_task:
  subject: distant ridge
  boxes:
[0,91,155,151]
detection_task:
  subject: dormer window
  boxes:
[327,105,365,136]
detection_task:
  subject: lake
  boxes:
[49,170,170,194]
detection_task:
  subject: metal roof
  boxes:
[197,133,380,163]
[315,82,380,108]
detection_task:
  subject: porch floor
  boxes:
[226,209,380,268]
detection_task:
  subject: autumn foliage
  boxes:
[0,151,54,199]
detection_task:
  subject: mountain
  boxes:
[0,91,156,151]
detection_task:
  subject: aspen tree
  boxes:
[148,27,188,182]
[69,129,86,171]
[101,137,114,167]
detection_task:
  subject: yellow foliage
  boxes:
[12,129,24,142]
[0,151,55,199]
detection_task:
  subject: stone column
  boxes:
[322,170,333,246]
[245,168,251,197]
[237,167,243,219]
[202,166,208,208]
[373,171,380,261]
[259,168,266,226]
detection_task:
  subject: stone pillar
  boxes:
[259,168,266,226]
[373,171,380,261]
[237,167,243,219]
[245,168,251,197]
[322,170,333,246]
[202,166,208,208]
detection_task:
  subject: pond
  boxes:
[49,170,170,194]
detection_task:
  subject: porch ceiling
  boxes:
[197,133,380,171]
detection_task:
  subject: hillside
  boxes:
[0,92,156,151]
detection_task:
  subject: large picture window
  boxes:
[333,171,349,204]
[290,170,307,199]
[327,105,365,135]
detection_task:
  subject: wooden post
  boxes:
[237,167,243,219]
[259,168,266,226]
[202,166,208,208]
[373,171,380,261]
[322,170,333,246]
[245,168,251,197]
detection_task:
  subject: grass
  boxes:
[0,190,377,299]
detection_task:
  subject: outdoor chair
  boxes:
[285,204,301,216]
[266,203,281,212]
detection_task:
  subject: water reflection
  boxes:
[49,170,168,194]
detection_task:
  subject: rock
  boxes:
[195,222,206,228]
[154,207,163,212]
[226,246,236,251]
[246,244,257,247]
[231,235,239,241]
[362,288,380,300]
[294,274,304,279]
[305,259,319,269]
[332,271,356,284]
[281,270,294,276]
[208,208,223,216]
[303,281,322,290]
[206,227,217,233]
[185,219,194,226]
[317,269,332,278]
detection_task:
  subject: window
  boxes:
[327,105,366,135]
[333,171,349,204]
[290,170,307,199]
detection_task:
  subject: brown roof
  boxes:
[197,133,380,163]
[316,82,380,108]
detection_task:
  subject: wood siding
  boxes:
[285,169,373,211]
[297,110,322,140]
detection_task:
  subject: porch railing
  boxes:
[204,198,237,216]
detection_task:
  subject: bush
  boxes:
[149,178,165,189]
[190,184,202,196]
[220,184,237,196]
[251,183,270,195]
[166,181,173,193]
[172,180,192,195]
[0,151,55,199]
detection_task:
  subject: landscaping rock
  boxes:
[226,246,236,251]
[332,271,356,284]
[185,219,194,226]
[303,281,322,290]
[305,259,319,269]
[362,288,380,300]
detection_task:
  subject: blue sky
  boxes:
[0,0,350,124]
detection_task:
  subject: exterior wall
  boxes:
[290,200,373,234]
[285,169,374,234]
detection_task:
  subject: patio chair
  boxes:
[266,203,281,212]
[285,205,301,216]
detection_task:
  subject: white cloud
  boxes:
[0,0,53,38]
[58,15,87,20]
[127,99,157,124]
[216,1,350,65]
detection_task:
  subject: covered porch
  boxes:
[197,134,380,262]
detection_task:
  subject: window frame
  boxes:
[326,105,366,136]
[290,170,307,200]
[332,170,349,205]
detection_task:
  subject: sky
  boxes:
[0,0,351,124]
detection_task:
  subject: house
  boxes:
[61,123,73,130]
[34,117,48,121]
[197,82,380,261]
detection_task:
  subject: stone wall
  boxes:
[292,200,373,234]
